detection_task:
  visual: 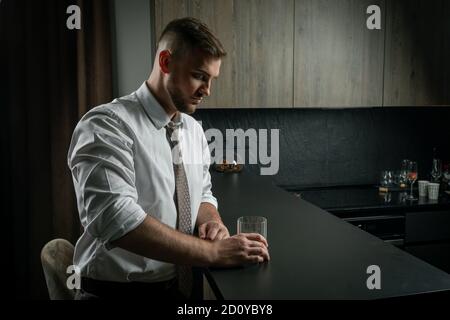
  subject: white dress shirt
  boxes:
[67,82,218,283]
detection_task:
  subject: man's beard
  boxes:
[167,85,195,114]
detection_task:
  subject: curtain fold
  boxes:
[2,0,113,299]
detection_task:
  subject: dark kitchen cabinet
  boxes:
[343,209,450,273]
[404,210,450,273]
[405,243,450,273]
[297,187,450,274]
[343,214,405,243]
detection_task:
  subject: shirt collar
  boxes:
[135,82,171,130]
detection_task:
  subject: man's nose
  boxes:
[200,81,211,97]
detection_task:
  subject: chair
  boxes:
[41,238,76,300]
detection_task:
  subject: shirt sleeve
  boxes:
[200,129,218,209]
[67,109,147,246]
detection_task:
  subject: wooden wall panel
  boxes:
[384,0,450,106]
[154,0,294,108]
[294,0,385,107]
[155,0,449,108]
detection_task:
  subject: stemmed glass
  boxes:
[399,159,410,186]
[431,159,442,183]
[406,161,418,201]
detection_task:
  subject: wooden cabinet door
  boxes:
[293,0,385,108]
[154,0,294,108]
[383,0,450,106]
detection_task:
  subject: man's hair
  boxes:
[158,17,226,59]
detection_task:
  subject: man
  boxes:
[68,17,270,300]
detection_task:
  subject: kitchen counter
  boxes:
[205,171,450,299]
[290,186,450,218]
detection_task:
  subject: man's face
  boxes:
[166,49,221,114]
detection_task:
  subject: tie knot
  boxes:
[166,121,182,146]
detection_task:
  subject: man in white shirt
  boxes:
[68,17,269,300]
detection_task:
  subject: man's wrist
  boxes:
[197,202,222,226]
[200,238,217,266]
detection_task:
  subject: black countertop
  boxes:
[206,171,450,299]
[292,186,450,217]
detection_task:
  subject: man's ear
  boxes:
[159,50,171,74]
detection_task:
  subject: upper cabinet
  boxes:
[383,0,450,106]
[294,0,385,107]
[155,0,294,108]
[154,0,450,108]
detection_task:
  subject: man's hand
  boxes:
[210,233,270,267]
[198,220,230,241]
[111,215,269,268]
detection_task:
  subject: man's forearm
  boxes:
[111,215,214,267]
[196,202,224,228]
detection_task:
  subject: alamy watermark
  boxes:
[168,122,280,176]
[63,4,380,31]
[67,263,382,291]
[366,265,381,290]
[66,5,81,30]
[367,5,381,30]
[66,265,81,290]
[205,127,280,176]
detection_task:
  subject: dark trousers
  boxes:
[75,277,186,300]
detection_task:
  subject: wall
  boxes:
[111,0,154,97]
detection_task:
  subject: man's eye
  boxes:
[193,73,203,80]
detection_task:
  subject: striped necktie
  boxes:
[166,120,193,299]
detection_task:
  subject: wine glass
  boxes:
[431,159,442,183]
[399,159,410,186]
[406,161,418,201]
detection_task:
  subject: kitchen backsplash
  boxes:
[193,107,450,189]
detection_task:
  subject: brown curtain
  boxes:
[2,0,113,299]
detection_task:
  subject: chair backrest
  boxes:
[41,238,76,300]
